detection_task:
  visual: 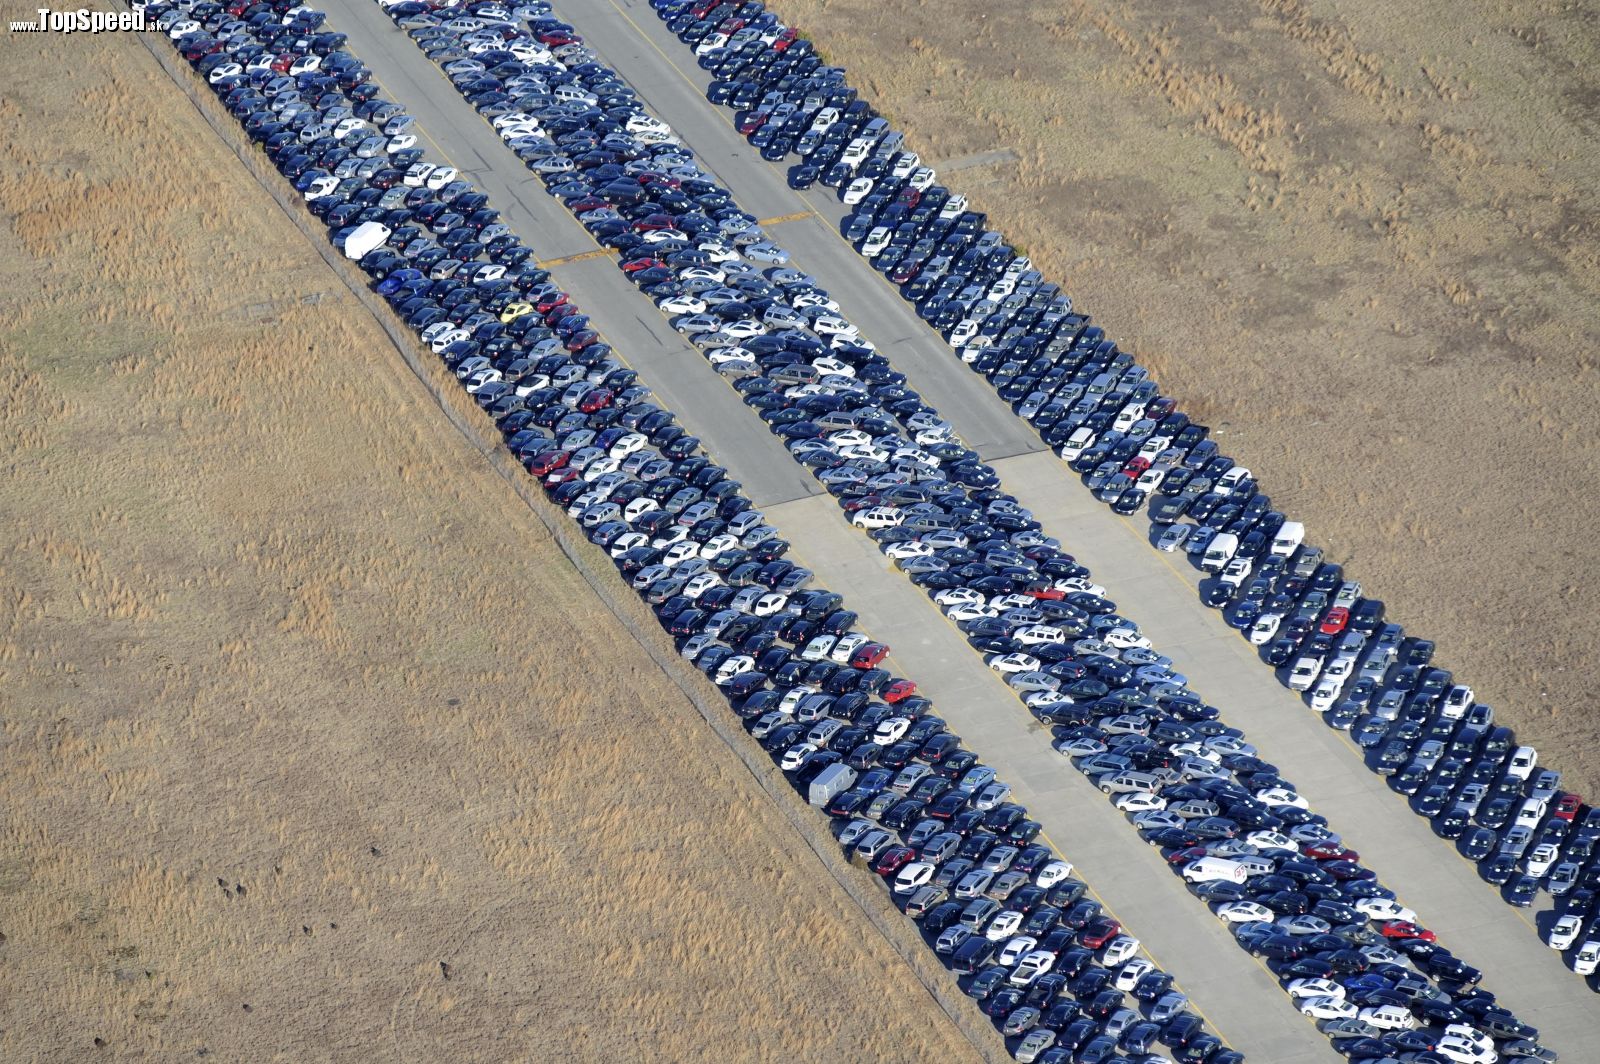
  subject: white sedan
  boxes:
[1299,996,1357,1021]
[842,177,875,204]
[1113,958,1154,992]
[1548,914,1584,951]
[1035,860,1074,888]
[1286,977,1345,1000]
[1114,791,1167,813]
[997,935,1039,967]
[1099,934,1139,968]
[657,294,706,315]
[1215,901,1273,924]
[892,861,935,895]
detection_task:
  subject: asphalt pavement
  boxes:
[316,0,1596,1055]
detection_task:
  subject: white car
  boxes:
[872,717,911,746]
[984,909,1024,941]
[947,602,999,623]
[1218,556,1253,589]
[1248,613,1282,645]
[1359,1005,1417,1031]
[713,655,754,685]
[1355,897,1416,922]
[842,177,874,204]
[828,633,868,664]
[779,742,816,772]
[1299,996,1356,1021]
[1113,957,1154,992]
[850,506,902,530]
[988,652,1041,675]
[657,294,706,315]
[997,935,1039,967]
[1433,1037,1496,1064]
[1009,951,1055,987]
[1286,977,1345,1000]
[1506,745,1538,779]
[1254,786,1309,809]
[1215,901,1273,924]
[1114,791,1167,813]
[1309,676,1344,712]
[1548,914,1584,951]
[1035,860,1074,888]
[1525,841,1558,877]
[1098,934,1139,968]
[1573,938,1600,975]
[1103,627,1151,650]
[892,861,935,895]
[1287,656,1322,691]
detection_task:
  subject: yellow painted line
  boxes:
[758,210,813,226]
[538,247,618,268]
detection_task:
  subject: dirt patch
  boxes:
[0,28,982,1063]
[773,0,1600,791]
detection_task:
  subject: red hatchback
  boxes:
[1380,920,1436,943]
[1079,916,1122,949]
[881,679,917,704]
[850,643,889,669]
[872,846,915,876]
[1319,606,1350,635]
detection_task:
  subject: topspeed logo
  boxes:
[10,8,147,31]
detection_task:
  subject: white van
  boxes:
[1270,521,1305,558]
[1201,533,1239,573]
[1181,857,1248,885]
[342,220,390,260]
[1232,856,1276,878]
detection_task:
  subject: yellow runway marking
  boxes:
[758,210,813,226]
[538,248,618,268]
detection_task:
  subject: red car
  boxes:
[1554,794,1583,821]
[1122,456,1151,478]
[737,111,770,135]
[525,450,570,476]
[850,643,889,669]
[872,846,915,876]
[577,388,613,414]
[1319,607,1350,635]
[1079,916,1122,949]
[1301,842,1359,862]
[1027,587,1066,601]
[1380,921,1436,943]
[1167,846,1208,865]
[620,256,667,273]
[772,26,798,50]
[881,679,917,704]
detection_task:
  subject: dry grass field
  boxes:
[776,0,1600,789]
[0,29,986,1063]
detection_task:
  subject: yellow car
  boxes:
[498,301,535,323]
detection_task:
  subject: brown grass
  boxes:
[0,28,985,1062]
[775,0,1600,791]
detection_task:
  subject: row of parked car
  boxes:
[371,0,1559,1058]
[151,1,1227,1059]
[641,0,1599,993]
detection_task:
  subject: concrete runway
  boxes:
[315,0,1597,1055]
